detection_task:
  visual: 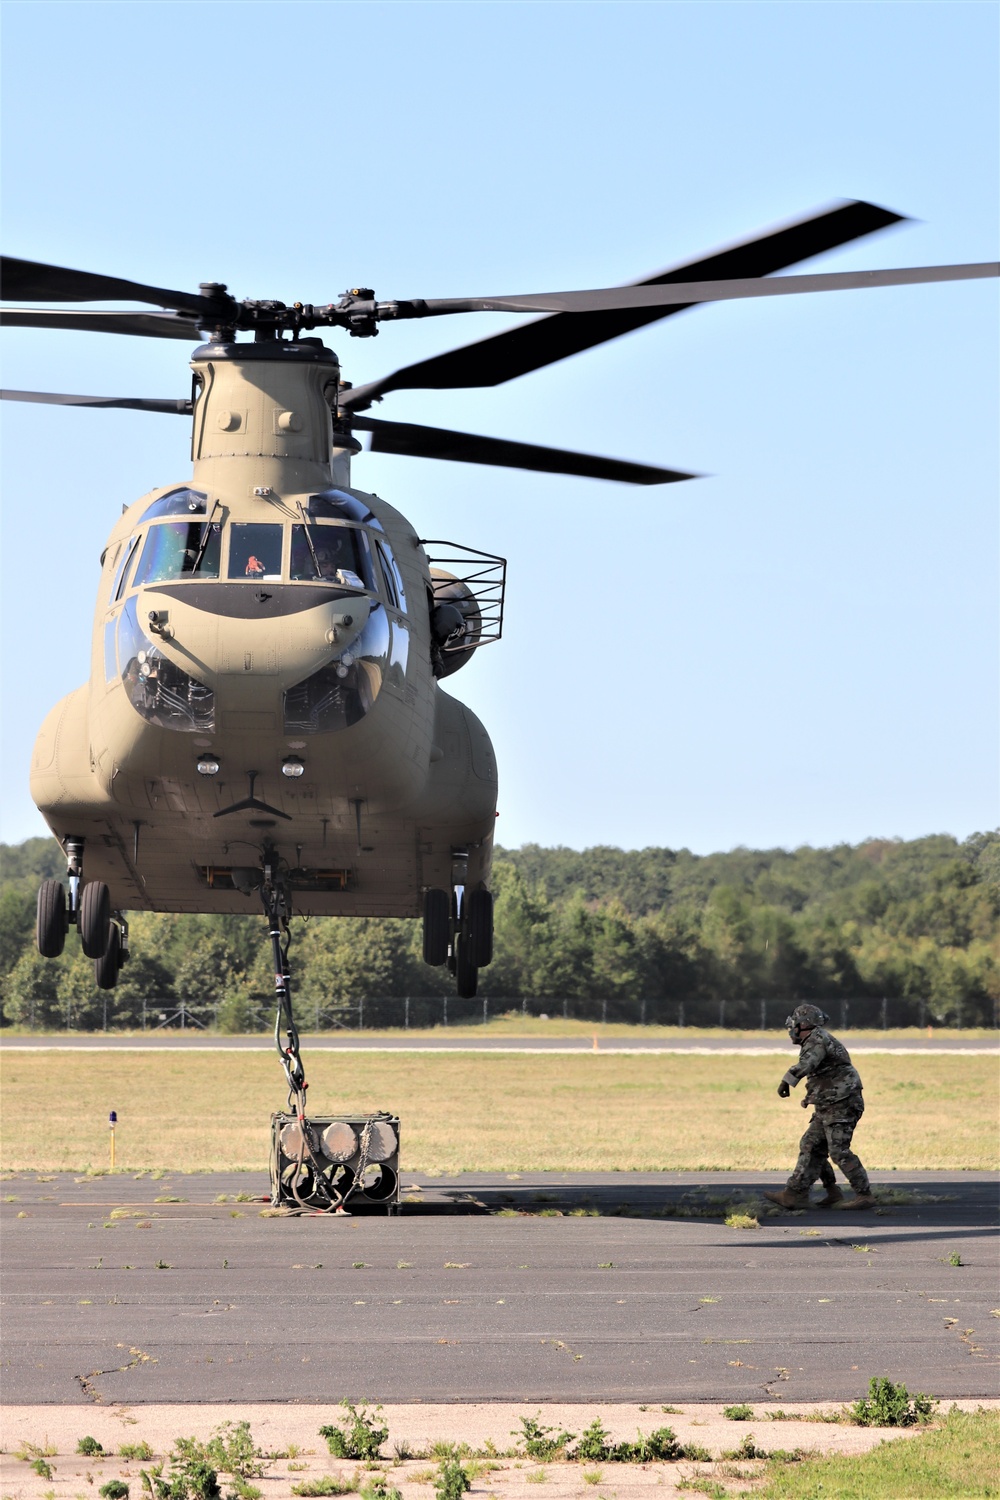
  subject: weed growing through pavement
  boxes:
[849,1377,936,1426]
[722,1405,754,1421]
[320,1404,388,1461]
[15,1441,57,1461]
[359,1479,402,1500]
[515,1418,576,1461]
[725,1212,758,1229]
[720,1433,766,1460]
[434,1456,471,1500]
[292,1479,355,1497]
[120,1442,154,1461]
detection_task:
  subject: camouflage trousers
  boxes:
[786,1097,870,1196]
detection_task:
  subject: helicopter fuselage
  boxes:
[30,339,498,918]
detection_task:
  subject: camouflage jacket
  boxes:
[787,1027,863,1110]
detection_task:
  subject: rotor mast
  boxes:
[189,337,357,496]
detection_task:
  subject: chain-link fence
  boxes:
[109,992,999,1032]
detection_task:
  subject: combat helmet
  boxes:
[785,1003,829,1043]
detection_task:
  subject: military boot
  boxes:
[763,1189,811,1210]
[816,1184,844,1207]
[831,1192,876,1211]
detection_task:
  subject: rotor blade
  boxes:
[341,199,906,410]
[1,255,210,316]
[1,387,192,414]
[0,307,204,339]
[404,262,998,318]
[353,415,695,484]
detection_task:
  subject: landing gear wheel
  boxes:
[423,888,450,966]
[95,923,121,990]
[466,889,494,967]
[79,881,111,959]
[455,933,478,999]
[36,880,67,958]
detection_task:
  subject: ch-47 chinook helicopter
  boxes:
[2,200,995,1075]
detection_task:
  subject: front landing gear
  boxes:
[35,837,127,988]
[36,880,67,958]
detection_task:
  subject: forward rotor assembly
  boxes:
[3,199,996,485]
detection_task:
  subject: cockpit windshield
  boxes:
[132,521,222,586]
[290,523,373,589]
[227,523,283,580]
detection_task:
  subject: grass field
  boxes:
[759,1406,1000,1498]
[3,1018,997,1040]
[1,1050,995,1173]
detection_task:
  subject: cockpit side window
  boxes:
[133,521,222,586]
[375,540,407,613]
[140,488,208,521]
[110,534,142,602]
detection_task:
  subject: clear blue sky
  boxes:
[1,0,996,854]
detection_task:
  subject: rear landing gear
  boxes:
[425,881,494,996]
[95,922,122,990]
[422,888,450,966]
[455,930,478,998]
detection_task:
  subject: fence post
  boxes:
[405,996,410,1030]
[678,1002,685,1028]
[640,997,647,1026]
[601,998,607,1025]
[359,997,364,1031]
[881,996,887,1030]
[840,999,849,1030]
[443,995,448,1027]
[522,997,527,1015]
[563,998,568,1019]
[482,996,488,1027]
[760,999,766,1030]
[719,999,726,1029]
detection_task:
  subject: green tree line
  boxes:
[1,831,997,1030]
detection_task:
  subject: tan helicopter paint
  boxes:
[31,343,497,918]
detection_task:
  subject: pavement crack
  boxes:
[76,1344,157,1402]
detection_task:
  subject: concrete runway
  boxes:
[2,1170,997,1406]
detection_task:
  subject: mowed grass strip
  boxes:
[760,1407,1000,1498]
[0,1052,995,1173]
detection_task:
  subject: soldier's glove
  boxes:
[801,1097,810,1109]
[777,1069,798,1099]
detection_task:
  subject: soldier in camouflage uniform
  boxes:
[764,1003,875,1211]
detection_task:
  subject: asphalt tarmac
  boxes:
[3,1170,997,1406]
